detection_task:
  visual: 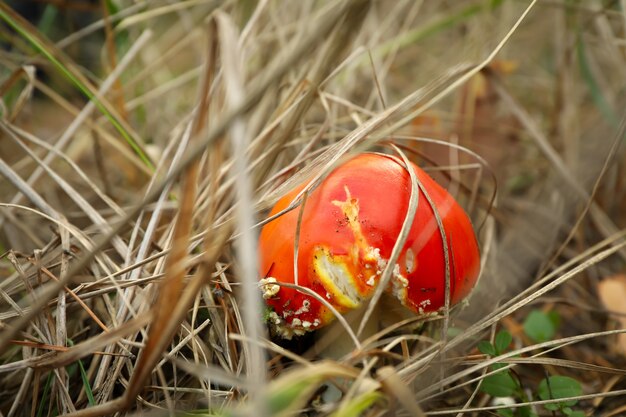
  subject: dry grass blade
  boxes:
[487,69,626,262]
[464,228,626,348]
[377,366,426,417]
[262,0,536,217]
[0,2,151,167]
[216,8,268,412]
[392,135,497,231]
[122,151,199,398]
[252,0,372,184]
[3,1,626,415]
[537,115,626,276]
[6,124,125,217]
[0,156,60,221]
[62,23,217,417]
[0,0,358,354]
[30,315,150,372]
[483,356,626,375]
[370,0,539,143]
[38,266,108,333]
[401,234,626,384]
[356,147,420,338]
[0,65,35,121]
[0,122,129,257]
[425,389,626,415]
[419,327,626,404]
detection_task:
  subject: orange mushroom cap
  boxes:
[258,153,480,338]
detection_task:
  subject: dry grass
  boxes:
[1,0,626,416]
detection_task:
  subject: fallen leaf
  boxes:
[597,274,626,356]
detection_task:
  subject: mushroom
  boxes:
[258,153,480,338]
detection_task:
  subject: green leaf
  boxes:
[104,0,121,14]
[537,376,582,411]
[497,408,514,417]
[478,340,496,356]
[447,326,463,338]
[506,172,535,194]
[518,405,539,417]
[480,370,519,397]
[494,331,512,354]
[567,411,586,417]
[523,310,556,343]
[328,391,384,417]
[268,379,314,414]
[543,403,560,412]
[491,362,507,371]
[263,364,349,415]
[548,311,561,328]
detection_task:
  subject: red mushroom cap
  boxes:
[258,153,480,337]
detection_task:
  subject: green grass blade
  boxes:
[376,0,503,58]
[77,358,96,406]
[36,371,54,417]
[329,391,385,417]
[36,5,57,35]
[576,33,619,128]
[68,339,96,406]
[0,3,154,170]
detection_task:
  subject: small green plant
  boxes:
[478,330,534,417]
[523,309,560,343]
[478,310,583,417]
[538,376,584,417]
[478,330,520,397]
